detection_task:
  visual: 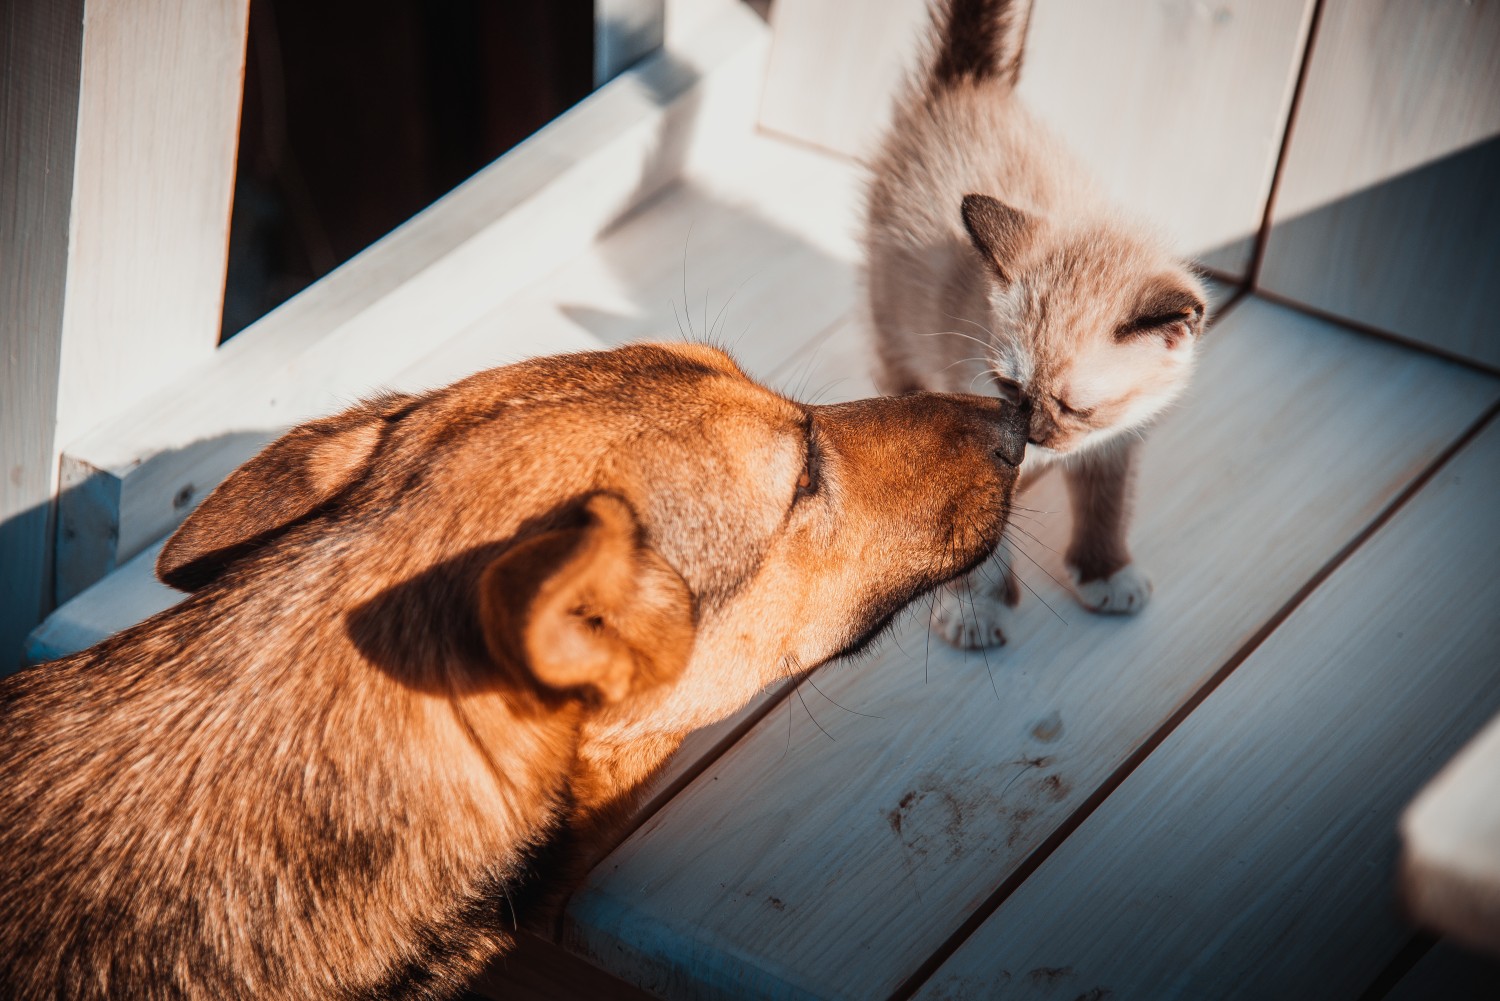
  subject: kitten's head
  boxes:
[960,193,1206,459]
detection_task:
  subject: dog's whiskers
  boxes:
[960,573,1003,702]
[804,673,884,720]
[794,682,835,742]
[996,546,1069,626]
[1004,521,1060,556]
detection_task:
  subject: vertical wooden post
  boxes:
[1,0,250,664]
[1,0,87,668]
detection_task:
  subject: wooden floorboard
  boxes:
[910,417,1500,1000]
[508,128,864,381]
[562,296,1499,1001]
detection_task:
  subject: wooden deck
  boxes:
[531,133,1500,1001]
[38,119,1500,998]
[24,0,1500,992]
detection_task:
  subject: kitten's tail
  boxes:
[926,0,1032,94]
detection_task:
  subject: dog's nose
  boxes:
[995,397,1030,467]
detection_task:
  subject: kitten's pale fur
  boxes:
[864,0,1208,648]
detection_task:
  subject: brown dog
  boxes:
[0,343,1025,1000]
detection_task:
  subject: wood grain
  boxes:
[563,297,1499,1001]
[51,2,771,601]
[913,419,1500,1001]
[1017,0,1313,275]
[2,0,248,660]
[0,0,86,667]
[759,0,1315,275]
[51,0,249,465]
[509,125,864,381]
[1258,0,1500,368]
[760,0,933,158]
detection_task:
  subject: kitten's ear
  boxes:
[961,193,1035,285]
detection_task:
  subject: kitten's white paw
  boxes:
[1072,564,1152,615]
[931,581,1012,649]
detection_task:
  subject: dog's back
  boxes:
[0,603,548,1000]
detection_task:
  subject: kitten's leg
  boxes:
[1064,437,1151,614]
[931,544,1021,649]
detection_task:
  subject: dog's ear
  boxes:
[477,494,695,704]
[157,394,414,592]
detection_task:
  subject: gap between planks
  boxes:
[1254,287,1500,380]
[889,396,1500,1001]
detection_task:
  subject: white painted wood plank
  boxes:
[511,132,863,382]
[24,539,177,667]
[913,419,1500,1001]
[563,297,1499,1001]
[1403,711,1500,955]
[1018,0,1312,275]
[1259,0,1500,368]
[2,0,248,663]
[52,0,249,455]
[760,0,1314,274]
[1,0,86,667]
[52,1,772,601]
[1382,941,1500,1001]
[760,0,932,159]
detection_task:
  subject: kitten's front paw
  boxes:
[1071,564,1152,615]
[931,581,1012,649]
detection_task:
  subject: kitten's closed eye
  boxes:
[1120,311,1195,335]
[1117,284,1206,346]
[1054,396,1095,420]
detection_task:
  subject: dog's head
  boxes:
[158,343,1025,734]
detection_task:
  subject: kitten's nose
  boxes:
[995,398,1030,467]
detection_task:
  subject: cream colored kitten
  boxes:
[864,0,1207,648]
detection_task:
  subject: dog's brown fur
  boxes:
[0,343,1025,1000]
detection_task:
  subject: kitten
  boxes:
[863,0,1208,648]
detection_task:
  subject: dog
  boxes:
[0,342,1026,999]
